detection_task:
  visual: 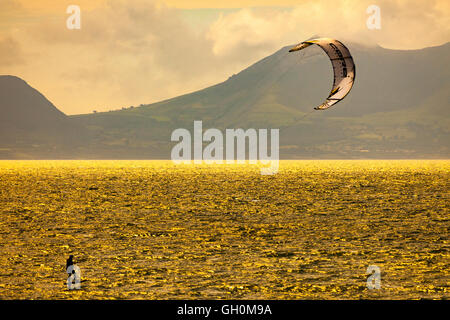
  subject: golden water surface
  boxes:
[0,160,448,299]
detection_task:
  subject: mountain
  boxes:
[0,76,86,158]
[1,42,449,159]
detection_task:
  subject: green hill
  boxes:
[1,42,449,159]
[71,42,450,159]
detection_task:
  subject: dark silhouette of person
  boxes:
[66,255,74,277]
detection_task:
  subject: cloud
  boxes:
[0,36,24,67]
[208,8,296,57]
[207,0,450,55]
[0,0,22,13]
[4,0,281,114]
[0,0,448,115]
[1,0,229,114]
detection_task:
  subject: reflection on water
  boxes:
[0,160,448,299]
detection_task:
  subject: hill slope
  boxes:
[72,42,450,158]
[0,42,449,159]
[0,76,86,158]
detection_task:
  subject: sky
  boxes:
[1,0,449,115]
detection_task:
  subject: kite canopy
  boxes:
[289,38,355,110]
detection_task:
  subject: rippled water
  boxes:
[0,160,448,299]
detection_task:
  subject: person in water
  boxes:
[66,255,74,277]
